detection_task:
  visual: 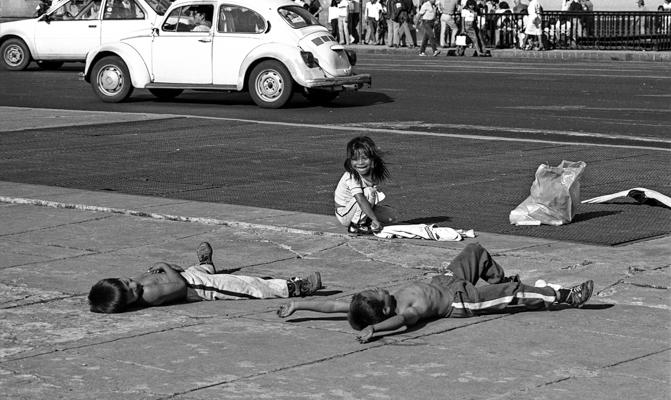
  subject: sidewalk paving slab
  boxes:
[1,178,669,400]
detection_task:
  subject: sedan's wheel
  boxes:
[148,88,183,100]
[248,60,293,108]
[36,60,64,70]
[91,56,133,103]
[304,88,339,106]
[1,38,32,71]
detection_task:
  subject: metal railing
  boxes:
[472,11,671,51]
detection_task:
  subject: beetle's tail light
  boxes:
[300,51,317,68]
[345,49,357,66]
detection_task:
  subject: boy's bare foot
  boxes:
[277,301,296,318]
[196,242,213,265]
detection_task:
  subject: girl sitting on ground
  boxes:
[334,136,397,234]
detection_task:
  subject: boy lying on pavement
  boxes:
[88,242,323,313]
[277,243,593,343]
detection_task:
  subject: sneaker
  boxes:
[432,50,441,56]
[288,272,323,297]
[196,242,213,265]
[559,280,594,308]
[419,52,427,56]
[348,222,373,235]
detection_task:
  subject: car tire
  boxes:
[36,60,64,70]
[148,88,183,100]
[248,60,293,109]
[304,88,339,106]
[91,55,134,103]
[1,38,32,71]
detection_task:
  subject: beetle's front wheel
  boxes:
[91,56,133,103]
[248,60,293,108]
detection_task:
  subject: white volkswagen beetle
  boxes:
[0,0,170,70]
[82,0,371,108]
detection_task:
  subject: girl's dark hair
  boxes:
[343,136,389,184]
[347,292,386,331]
[88,278,129,313]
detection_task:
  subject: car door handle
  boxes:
[88,24,97,28]
[198,38,212,43]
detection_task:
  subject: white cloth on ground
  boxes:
[374,224,475,241]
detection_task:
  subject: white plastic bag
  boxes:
[509,160,587,226]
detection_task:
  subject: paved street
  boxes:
[0,50,669,399]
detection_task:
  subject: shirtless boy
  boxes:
[88,242,323,313]
[277,243,593,343]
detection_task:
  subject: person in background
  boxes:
[348,0,361,43]
[365,0,384,44]
[308,0,323,19]
[461,0,487,55]
[417,0,440,55]
[329,0,341,41]
[397,0,417,47]
[338,0,351,44]
[523,0,544,50]
[438,0,460,47]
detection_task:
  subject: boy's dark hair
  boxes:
[343,136,389,185]
[88,278,129,313]
[347,292,386,331]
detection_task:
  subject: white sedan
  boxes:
[83,0,371,108]
[0,0,170,70]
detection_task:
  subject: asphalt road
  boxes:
[1,54,670,245]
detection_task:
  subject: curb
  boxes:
[348,44,671,62]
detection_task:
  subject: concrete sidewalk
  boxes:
[1,179,669,399]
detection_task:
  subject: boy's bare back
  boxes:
[391,281,454,322]
[134,268,187,306]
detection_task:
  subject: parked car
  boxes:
[0,0,171,70]
[82,0,371,108]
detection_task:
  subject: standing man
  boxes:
[348,0,362,44]
[417,0,440,55]
[438,0,460,47]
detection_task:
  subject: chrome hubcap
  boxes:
[97,64,124,96]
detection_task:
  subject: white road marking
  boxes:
[3,106,669,152]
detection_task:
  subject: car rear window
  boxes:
[277,5,319,29]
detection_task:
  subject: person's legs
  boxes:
[450,281,557,317]
[339,16,350,44]
[448,16,459,46]
[444,243,511,285]
[183,265,322,300]
[331,18,340,41]
[440,13,449,47]
[426,21,438,53]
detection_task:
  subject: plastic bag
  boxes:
[509,160,587,226]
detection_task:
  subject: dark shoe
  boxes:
[559,280,594,308]
[288,272,323,297]
[348,222,373,235]
[196,242,213,265]
[501,274,520,283]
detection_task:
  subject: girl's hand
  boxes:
[370,220,383,233]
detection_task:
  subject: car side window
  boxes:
[162,5,213,32]
[103,0,146,20]
[75,0,102,20]
[217,5,265,34]
[50,0,89,20]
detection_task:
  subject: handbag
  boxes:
[455,34,467,46]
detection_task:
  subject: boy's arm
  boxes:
[148,262,184,273]
[143,262,188,306]
[356,307,420,343]
[277,300,350,318]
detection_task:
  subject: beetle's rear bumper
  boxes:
[303,74,371,90]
